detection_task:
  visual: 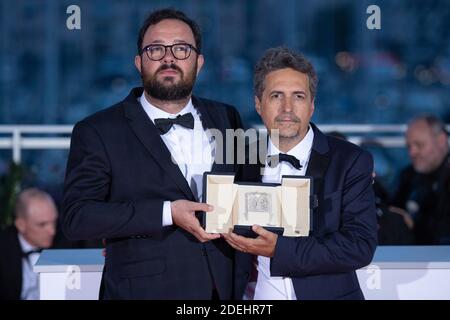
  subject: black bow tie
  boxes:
[22,248,42,258]
[154,112,194,135]
[267,153,303,170]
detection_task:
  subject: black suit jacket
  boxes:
[391,154,450,244]
[0,226,23,300]
[61,88,243,299]
[234,123,378,300]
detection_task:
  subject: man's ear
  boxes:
[134,55,142,74]
[196,54,204,75]
[309,97,315,117]
[437,132,448,150]
[15,218,25,234]
[255,96,262,115]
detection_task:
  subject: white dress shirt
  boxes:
[139,93,214,226]
[18,234,40,300]
[245,125,314,300]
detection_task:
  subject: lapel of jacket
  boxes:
[192,96,236,174]
[306,123,331,200]
[123,88,195,200]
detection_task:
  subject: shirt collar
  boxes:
[18,233,38,254]
[139,92,195,123]
[267,125,314,162]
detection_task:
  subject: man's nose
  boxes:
[47,224,56,238]
[281,99,293,113]
[408,146,418,158]
[162,47,176,63]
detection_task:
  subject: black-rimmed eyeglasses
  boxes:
[141,43,200,61]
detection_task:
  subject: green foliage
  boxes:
[0,162,23,228]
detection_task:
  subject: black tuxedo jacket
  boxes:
[61,87,243,299]
[234,123,378,300]
[0,226,23,300]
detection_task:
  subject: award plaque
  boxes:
[202,172,314,237]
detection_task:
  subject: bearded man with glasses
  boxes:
[62,8,243,300]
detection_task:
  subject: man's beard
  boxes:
[142,63,197,101]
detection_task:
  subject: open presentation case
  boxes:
[202,172,314,237]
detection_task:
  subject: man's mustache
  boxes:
[156,64,183,75]
[275,113,300,122]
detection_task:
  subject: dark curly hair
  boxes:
[254,47,318,100]
[137,8,202,54]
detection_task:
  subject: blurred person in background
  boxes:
[392,115,450,244]
[328,133,414,245]
[372,173,414,245]
[0,188,58,300]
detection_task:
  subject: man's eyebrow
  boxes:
[148,40,164,44]
[268,90,307,95]
[269,90,283,95]
[147,40,190,45]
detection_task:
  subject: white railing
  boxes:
[1,124,449,164]
[0,125,73,163]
